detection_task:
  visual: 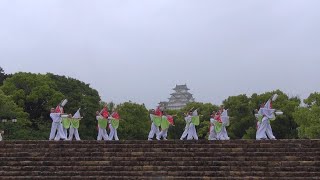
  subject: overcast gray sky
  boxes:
[1,0,320,108]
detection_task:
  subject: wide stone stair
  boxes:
[0,140,319,179]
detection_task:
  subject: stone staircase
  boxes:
[0,140,319,179]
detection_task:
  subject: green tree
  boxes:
[293,93,320,139]
[47,74,101,139]
[1,73,64,127]
[117,102,150,140]
[0,67,11,86]
[0,89,32,140]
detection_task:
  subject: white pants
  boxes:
[180,125,189,140]
[56,128,68,140]
[109,124,119,141]
[157,129,168,140]
[49,122,67,140]
[68,127,81,141]
[187,123,198,140]
[97,126,109,141]
[208,125,217,140]
[256,117,276,140]
[148,123,160,139]
[217,126,230,140]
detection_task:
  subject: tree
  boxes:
[0,66,11,86]
[117,102,150,140]
[223,90,300,139]
[47,74,101,139]
[1,73,64,126]
[0,89,32,140]
[293,93,320,139]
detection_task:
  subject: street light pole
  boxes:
[0,117,18,140]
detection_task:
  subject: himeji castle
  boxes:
[159,84,195,110]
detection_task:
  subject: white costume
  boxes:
[68,109,81,141]
[97,115,109,141]
[180,115,192,140]
[148,114,160,140]
[256,99,276,140]
[187,110,199,140]
[208,117,217,140]
[108,113,119,141]
[157,115,170,140]
[49,113,67,141]
[216,109,230,140]
[0,133,2,141]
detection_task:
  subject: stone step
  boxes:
[0,165,318,172]
[1,155,317,161]
[0,147,318,153]
[1,160,318,167]
[1,177,320,180]
[0,170,320,177]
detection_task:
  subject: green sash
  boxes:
[191,116,200,126]
[161,116,170,130]
[214,121,223,133]
[153,116,162,127]
[70,119,80,129]
[257,114,263,123]
[62,118,71,129]
[111,119,120,129]
[98,119,108,129]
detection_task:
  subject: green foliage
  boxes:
[293,93,320,139]
[223,90,300,139]
[47,74,101,140]
[1,72,64,121]
[117,102,150,140]
[0,89,32,140]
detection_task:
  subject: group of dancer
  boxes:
[49,99,82,141]
[48,94,282,141]
[49,100,121,141]
[148,94,282,141]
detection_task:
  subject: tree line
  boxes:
[0,67,319,140]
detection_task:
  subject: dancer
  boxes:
[256,94,281,140]
[218,108,230,140]
[96,105,109,141]
[208,111,217,140]
[68,109,82,141]
[49,108,67,141]
[180,111,192,140]
[109,108,120,141]
[51,99,68,141]
[157,112,175,140]
[148,108,161,140]
[187,109,199,140]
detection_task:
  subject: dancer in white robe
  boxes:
[49,108,67,141]
[256,95,278,140]
[217,108,230,140]
[108,109,120,141]
[96,111,109,141]
[208,112,217,140]
[157,114,175,140]
[68,109,82,141]
[180,111,192,140]
[148,109,160,141]
[187,110,199,140]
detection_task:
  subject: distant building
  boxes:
[159,84,195,110]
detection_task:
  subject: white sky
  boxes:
[1,0,320,108]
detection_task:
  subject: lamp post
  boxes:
[0,117,18,140]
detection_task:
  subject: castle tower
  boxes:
[159,84,195,110]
